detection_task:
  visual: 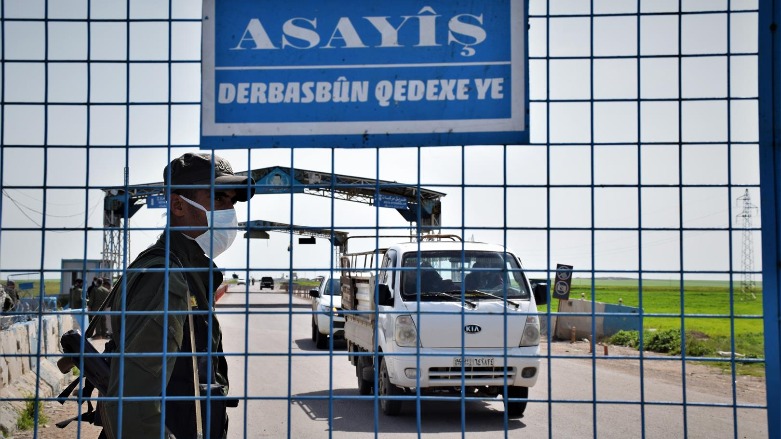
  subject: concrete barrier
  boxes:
[603,303,642,336]
[214,283,229,302]
[553,299,641,341]
[0,313,76,436]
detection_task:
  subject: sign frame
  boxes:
[376,194,409,209]
[553,264,573,301]
[146,195,168,209]
[201,0,529,148]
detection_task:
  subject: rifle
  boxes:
[55,329,111,427]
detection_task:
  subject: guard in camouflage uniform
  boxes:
[100,153,254,439]
[88,278,111,338]
[59,278,81,309]
[2,281,19,312]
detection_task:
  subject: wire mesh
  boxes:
[0,0,772,438]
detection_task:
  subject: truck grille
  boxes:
[428,366,516,383]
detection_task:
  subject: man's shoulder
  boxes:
[130,244,185,269]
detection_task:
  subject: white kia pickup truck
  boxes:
[342,237,548,417]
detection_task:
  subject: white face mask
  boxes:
[178,195,238,258]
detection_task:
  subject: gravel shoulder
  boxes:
[544,340,767,406]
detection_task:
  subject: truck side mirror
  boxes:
[377,283,393,306]
[309,289,319,298]
[533,283,548,306]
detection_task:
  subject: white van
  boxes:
[309,277,344,349]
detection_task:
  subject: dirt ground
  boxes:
[545,339,767,407]
[12,400,103,439]
[12,340,767,438]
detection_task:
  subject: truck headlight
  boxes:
[519,315,540,347]
[395,315,419,347]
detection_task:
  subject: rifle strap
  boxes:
[57,377,81,401]
[55,380,97,428]
[160,250,205,439]
[187,287,205,439]
[55,410,97,429]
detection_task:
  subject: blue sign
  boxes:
[147,195,168,209]
[376,194,409,209]
[18,282,34,290]
[256,169,305,194]
[201,0,528,148]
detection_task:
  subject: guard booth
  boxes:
[59,259,105,297]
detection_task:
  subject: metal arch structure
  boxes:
[238,166,444,227]
[240,219,349,249]
[100,166,445,270]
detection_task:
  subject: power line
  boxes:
[1,189,103,227]
[3,190,42,227]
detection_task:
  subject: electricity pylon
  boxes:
[736,189,757,301]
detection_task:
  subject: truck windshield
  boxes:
[324,279,341,296]
[400,251,531,301]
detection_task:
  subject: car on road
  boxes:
[260,276,274,290]
[236,278,246,285]
[309,277,344,349]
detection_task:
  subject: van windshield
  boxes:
[399,251,530,301]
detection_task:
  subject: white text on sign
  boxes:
[231,7,488,57]
[218,77,505,106]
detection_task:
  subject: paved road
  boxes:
[217,284,767,438]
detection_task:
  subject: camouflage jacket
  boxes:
[88,285,110,311]
[69,285,84,309]
[101,231,227,439]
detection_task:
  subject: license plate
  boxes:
[453,357,495,367]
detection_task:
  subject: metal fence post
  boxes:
[759,1,781,437]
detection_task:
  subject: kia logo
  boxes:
[464,325,482,334]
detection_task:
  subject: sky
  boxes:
[0,0,762,286]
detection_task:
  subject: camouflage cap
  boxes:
[164,152,255,202]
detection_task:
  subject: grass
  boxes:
[541,278,766,376]
[16,396,47,431]
[546,278,764,336]
[10,279,61,297]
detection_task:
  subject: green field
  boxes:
[555,278,765,337]
[11,279,62,296]
[541,278,766,372]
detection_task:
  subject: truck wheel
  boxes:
[378,358,402,416]
[504,386,528,418]
[356,355,373,395]
[314,324,328,349]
